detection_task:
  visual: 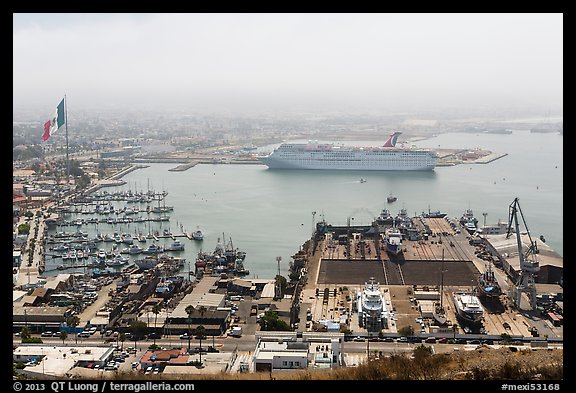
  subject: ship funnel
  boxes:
[383,132,402,147]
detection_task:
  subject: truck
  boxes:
[229,326,242,337]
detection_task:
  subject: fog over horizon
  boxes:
[13,13,563,118]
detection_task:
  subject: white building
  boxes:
[252,332,344,372]
[13,345,114,378]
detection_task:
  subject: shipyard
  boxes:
[293,202,563,343]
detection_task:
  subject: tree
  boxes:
[129,320,148,348]
[275,275,287,295]
[59,331,68,345]
[152,304,161,346]
[20,327,31,340]
[185,305,195,353]
[398,325,414,337]
[258,311,292,331]
[66,315,80,344]
[195,325,206,365]
[18,223,30,235]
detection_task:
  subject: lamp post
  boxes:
[312,211,317,237]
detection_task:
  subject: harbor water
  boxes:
[45,130,563,279]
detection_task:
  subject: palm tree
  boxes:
[66,315,80,344]
[20,327,31,341]
[195,325,206,365]
[59,331,68,345]
[152,304,161,346]
[185,305,195,353]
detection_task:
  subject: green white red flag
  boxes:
[42,98,65,141]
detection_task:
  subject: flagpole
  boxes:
[65,94,70,184]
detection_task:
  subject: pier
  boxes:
[168,161,198,171]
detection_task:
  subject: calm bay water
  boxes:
[46,130,563,279]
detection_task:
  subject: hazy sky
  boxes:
[13,13,563,115]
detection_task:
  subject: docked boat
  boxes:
[105,255,129,267]
[421,207,447,219]
[460,208,478,234]
[376,208,393,225]
[135,256,159,271]
[384,227,403,255]
[259,132,438,171]
[122,233,134,245]
[142,243,163,255]
[452,291,484,324]
[477,263,502,298]
[387,193,397,203]
[192,230,204,241]
[165,240,185,252]
[128,244,144,255]
[357,278,389,331]
[395,208,413,228]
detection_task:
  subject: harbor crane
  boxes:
[506,197,540,310]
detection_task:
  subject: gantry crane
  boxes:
[506,197,540,310]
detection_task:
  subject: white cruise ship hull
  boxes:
[259,144,437,171]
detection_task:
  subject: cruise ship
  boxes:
[259,132,438,171]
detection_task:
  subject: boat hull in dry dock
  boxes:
[452,291,484,324]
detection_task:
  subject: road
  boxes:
[14,334,562,355]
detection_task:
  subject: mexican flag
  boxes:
[42,98,65,141]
